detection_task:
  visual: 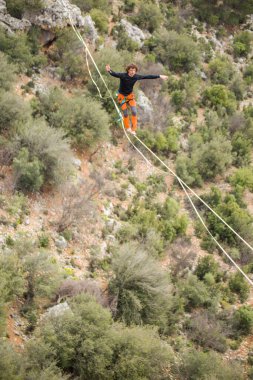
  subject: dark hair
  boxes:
[126,63,138,72]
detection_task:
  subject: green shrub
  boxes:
[132,1,163,32]
[176,348,243,380]
[0,52,17,91]
[0,341,22,379]
[229,273,250,302]
[199,188,253,261]
[171,89,186,110]
[233,306,253,335]
[229,73,246,101]
[0,91,30,132]
[47,94,110,149]
[231,132,252,166]
[13,148,44,192]
[244,64,253,85]
[32,294,173,379]
[112,325,174,379]
[178,274,214,311]
[13,121,74,188]
[38,233,50,248]
[203,84,237,114]
[154,30,200,72]
[176,153,203,187]
[109,243,171,325]
[233,31,252,57]
[137,127,179,154]
[195,255,220,281]
[52,29,85,81]
[176,132,233,186]
[90,8,108,33]
[229,167,253,192]
[0,27,45,72]
[186,311,227,352]
[208,56,236,85]
[191,0,253,25]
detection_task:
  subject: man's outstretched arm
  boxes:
[105,64,125,78]
[136,74,168,80]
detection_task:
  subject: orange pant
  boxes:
[117,93,137,131]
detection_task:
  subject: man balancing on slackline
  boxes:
[106,63,168,135]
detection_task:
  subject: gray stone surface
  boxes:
[0,0,31,32]
[0,0,98,44]
[137,90,154,124]
[55,235,68,250]
[43,301,71,318]
[120,19,148,47]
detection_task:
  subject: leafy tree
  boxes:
[90,9,109,33]
[13,148,44,192]
[176,131,233,186]
[0,52,17,91]
[203,84,237,114]
[195,255,220,282]
[0,340,22,380]
[233,31,252,57]
[137,127,179,154]
[154,30,200,72]
[233,306,253,335]
[33,294,174,379]
[59,96,109,149]
[0,91,30,132]
[199,188,253,262]
[176,348,243,380]
[12,121,74,189]
[0,250,25,335]
[229,167,253,192]
[35,89,111,149]
[178,274,214,311]
[244,64,253,85]
[112,325,173,380]
[109,243,171,326]
[21,250,62,307]
[186,311,227,352]
[0,27,45,72]
[229,273,250,302]
[190,0,253,25]
[132,1,163,32]
[231,132,252,166]
[52,29,85,81]
[208,56,236,85]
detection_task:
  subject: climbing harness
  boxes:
[59,0,253,287]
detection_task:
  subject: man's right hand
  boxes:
[106,64,111,72]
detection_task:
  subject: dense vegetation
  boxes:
[0,0,253,379]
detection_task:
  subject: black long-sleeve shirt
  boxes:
[108,70,160,96]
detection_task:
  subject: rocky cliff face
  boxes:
[0,0,97,43]
[0,0,30,32]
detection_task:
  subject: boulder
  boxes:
[120,19,148,47]
[24,0,98,44]
[72,157,82,170]
[137,90,154,125]
[0,0,31,32]
[43,301,71,319]
[0,0,98,44]
[55,235,68,250]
